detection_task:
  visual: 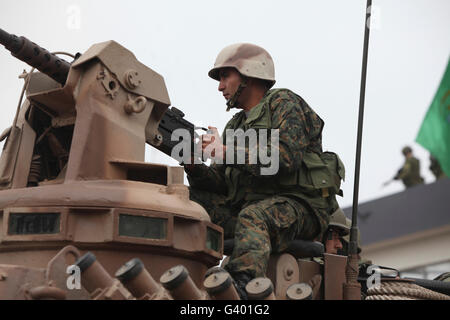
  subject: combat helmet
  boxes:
[208,43,275,111]
[402,146,412,156]
[327,208,350,237]
[208,43,275,85]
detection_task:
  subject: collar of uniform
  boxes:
[244,90,273,125]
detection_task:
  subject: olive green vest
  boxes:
[221,89,345,213]
[402,157,424,187]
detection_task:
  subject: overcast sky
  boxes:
[1,0,449,208]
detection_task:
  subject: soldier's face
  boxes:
[218,68,242,101]
[325,230,343,255]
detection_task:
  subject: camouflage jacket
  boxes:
[186,88,327,206]
[395,157,424,187]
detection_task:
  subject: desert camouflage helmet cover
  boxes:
[208,43,276,87]
[328,208,350,236]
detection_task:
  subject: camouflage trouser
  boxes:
[189,188,320,279]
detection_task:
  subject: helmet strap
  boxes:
[226,78,248,112]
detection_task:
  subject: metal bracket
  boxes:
[124,69,141,90]
[97,68,119,99]
[124,94,147,114]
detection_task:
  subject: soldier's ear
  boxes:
[247,77,271,92]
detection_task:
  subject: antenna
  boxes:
[343,0,372,300]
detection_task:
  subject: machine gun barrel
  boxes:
[0,28,71,85]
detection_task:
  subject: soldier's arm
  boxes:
[395,161,412,180]
[271,95,322,171]
[184,163,227,194]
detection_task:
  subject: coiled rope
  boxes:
[366,281,450,300]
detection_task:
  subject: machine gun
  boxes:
[0,28,202,166]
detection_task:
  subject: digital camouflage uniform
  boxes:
[186,88,339,279]
[394,156,424,188]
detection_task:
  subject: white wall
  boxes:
[361,225,450,271]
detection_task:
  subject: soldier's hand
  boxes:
[183,156,197,171]
[201,126,225,160]
[183,142,202,170]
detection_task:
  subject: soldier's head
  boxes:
[402,146,412,157]
[323,208,349,255]
[208,43,275,111]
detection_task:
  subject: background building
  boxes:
[343,178,450,279]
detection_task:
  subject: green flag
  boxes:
[416,58,450,177]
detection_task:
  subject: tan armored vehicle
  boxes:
[0,29,448,301]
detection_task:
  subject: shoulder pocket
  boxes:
[298,151,345,195]
[298,152,329,190]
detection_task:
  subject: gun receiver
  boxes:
[153,106,204,162]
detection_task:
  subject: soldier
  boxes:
[322,208,349,255]
[393,146,424,188]
[429,155,447,180]
[311,208,349,279]
[184,43,343,299]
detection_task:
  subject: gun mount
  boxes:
[0,28,199,165]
